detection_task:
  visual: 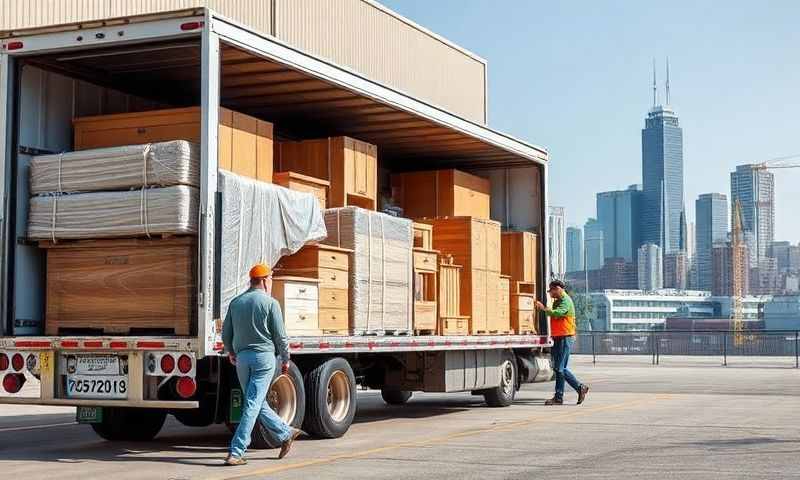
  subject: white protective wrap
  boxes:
[218,170,327,318]
[29,140,200,194]
[28,186,199,240]
[322,207,413,334]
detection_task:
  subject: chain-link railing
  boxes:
[573,330,800,367]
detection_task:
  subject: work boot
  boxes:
[577,384,590,405]
[278,428,304,459]
[544,396,563,406]
[224,454,247,466]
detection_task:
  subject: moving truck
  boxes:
[0,10,553,446]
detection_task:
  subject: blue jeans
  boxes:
[229,349,292,458]
[552,336,582,400]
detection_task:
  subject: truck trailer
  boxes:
[0,8,553,446]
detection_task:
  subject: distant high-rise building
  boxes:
[730,164,775,264]
[548,206,566,279]
[712,241,750,296]
[591,258,638,291]
[664,252,688,290]
[641,61,684,255]
[750,258,779,295]
[695,193,728,292]
[596,184,642,263]
[770,241,800,273]
[566,227,584,273]
[584,218,605,271]
[638,243,663,291]
[686,221,695,260]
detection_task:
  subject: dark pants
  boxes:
[552,336,582,399]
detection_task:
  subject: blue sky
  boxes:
[381,0,800,242]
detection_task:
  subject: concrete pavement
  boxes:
[0,356,798,479]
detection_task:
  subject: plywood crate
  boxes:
[43,237,196,336]
[501,231,539,294]
[511,293,537,334]
[391,169,491,219]
[271,276,322,336]
[275,136,377,210]
[273,171,329,210]
[273,244,351,334]
[418,217,501,334]
[73,106,273,183]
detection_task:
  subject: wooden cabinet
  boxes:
[43,237,195,336]
[273,171,329,210]
[271,276,321,336]
[73,106,274,183]
[501,231,539,294]
[413,248,438,333]
[391,169,491,219]
[418,217,501,334]
[511,293,537,334]
[274,136,377,209]
[274,244,352,334]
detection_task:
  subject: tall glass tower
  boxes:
[641,61,684,255]
[695,193,729,292]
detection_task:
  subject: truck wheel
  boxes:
[381,389,412,405]
[483,352,517,408]
[91,407,166,441]
[228,361,306,449]
[302,358,356,439]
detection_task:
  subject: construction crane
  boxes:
[731,154,800,345]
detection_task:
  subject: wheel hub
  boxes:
[501,360,514,396]
[268,374,298,423]
[326,370,351,422]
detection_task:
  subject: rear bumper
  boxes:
[0,396,198,409]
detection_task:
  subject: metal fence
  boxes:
[573,330,800,367]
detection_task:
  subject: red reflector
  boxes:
[289,342,303,349]
[0,354,8,371]
[3,373,25,393]
[84,341,103,348]
[160,355,175,374]
[14,340,51,348]
[6,41,23,51]
[180,21,203,31]
[176,377,197,399]
[110,341,127,349]
[61,341,79,348]
[11,353,24,372]
[318,342,330,349]
[214,342,224,351]
[137,341,165,349]
[177,354,192,374]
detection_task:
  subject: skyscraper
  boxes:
[584,218,605,270]
[566,226,584,273]
[548,206,566,279]
[730,164,775,263]
[695,193,729,291]
[596,184,642,263]
[641,61,684,255]
[638,243,663,291]
[663,252,688,290]
[713,241,750,297]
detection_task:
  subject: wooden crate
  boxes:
[273,171,329,210]
[417,217,501,334]
[273,244,352,334]
[391,169,491,219]
[488,275,511,334]
[271,276,321,336]
[413,248,438,334]
[413,222,433,250]
[43,237,196,336]
[73,106,274,183]
[501,231,539,294]
[274,136,377,210]
[438,255,462,318]
[511,293,537,334]
[441,316,470,336]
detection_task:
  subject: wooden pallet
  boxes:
[474,329,514,336]
[414,329,437,336]
[320,329,351,336]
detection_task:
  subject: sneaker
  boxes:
[224,454,247,466]
[278,428,304,459]
[544,396,563,406]
[577,384,589,405]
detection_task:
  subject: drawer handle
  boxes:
[330,255,337,260]
[300,315,307,320]
[330,273,337,280]
[298,288,306,293]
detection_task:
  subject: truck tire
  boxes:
[228,361,306,449]
[381,389,412,405]
[91,407,166,441]
[302,358,356,439]
[483,351,517,408]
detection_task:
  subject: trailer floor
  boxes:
[1,356,798,480]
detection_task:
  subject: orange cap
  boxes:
[249,263,270,279]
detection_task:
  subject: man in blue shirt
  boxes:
[223,263,302,466]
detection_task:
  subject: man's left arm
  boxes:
[269,300,290,366]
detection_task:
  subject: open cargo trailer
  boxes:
[0,11,553,445]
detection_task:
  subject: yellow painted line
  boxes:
[212,395,671,480]
[0,421,77,433]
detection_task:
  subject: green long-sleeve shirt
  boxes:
[542,291,576,337]
[222,288,290,362]
[542,292,575,318]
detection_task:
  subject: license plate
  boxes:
[71,355,121,375]
[66,375,128,399]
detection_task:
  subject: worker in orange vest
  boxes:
[535,280,589,406]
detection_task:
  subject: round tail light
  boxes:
[177,354,192,374]
[11,353,24,372]
[176,377,197,399]
[3,373,25,393]
[160,354,175,374]
[0,353,8,371]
